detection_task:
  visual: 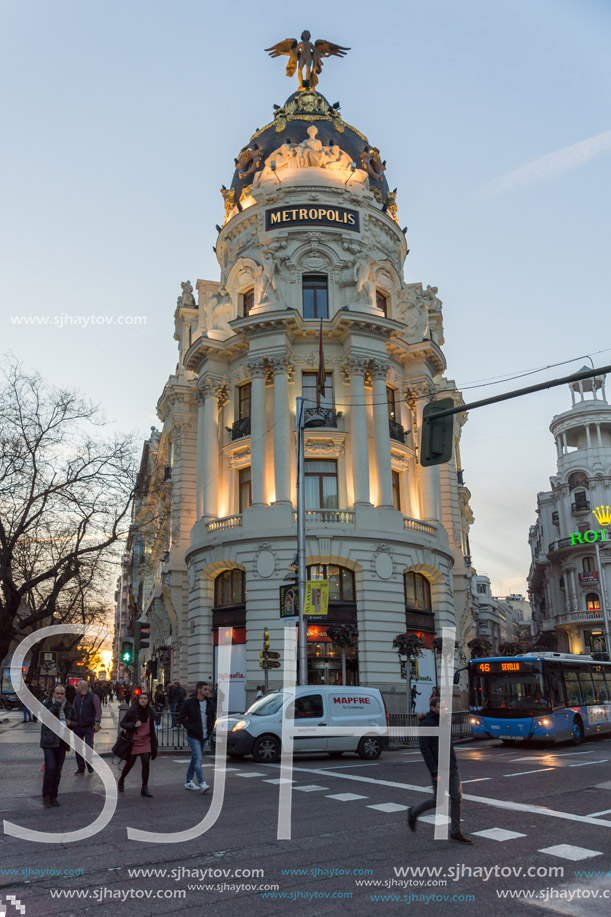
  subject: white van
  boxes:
[212,685,388,763]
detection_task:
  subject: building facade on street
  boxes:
[528,372,611,654]
[117,68,477,711]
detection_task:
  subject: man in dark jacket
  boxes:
[407,697,473,843]
[72,681,102,775]
[40,684,75,807]
[178,682,216,793]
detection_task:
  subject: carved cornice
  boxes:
[267,352,295,378]
[369,359,391,382]
[341,353,371,380]
[198,376,228,402]
[246,358,268,379]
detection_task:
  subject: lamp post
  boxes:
[296,396,326,685]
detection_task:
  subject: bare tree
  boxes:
[0,359,137,666]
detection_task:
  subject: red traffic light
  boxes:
[133,687,142,696]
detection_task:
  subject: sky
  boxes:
[1,0,610,598]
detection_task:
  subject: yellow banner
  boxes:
[304,579,329,616]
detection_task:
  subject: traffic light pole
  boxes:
[132,628,140,688]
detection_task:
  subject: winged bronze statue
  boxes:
[265,30,350,91]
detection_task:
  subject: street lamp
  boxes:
[296,396,326,685]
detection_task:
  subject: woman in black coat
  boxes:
[118,693,158,796]
[40,683,75,807]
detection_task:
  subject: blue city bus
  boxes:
[468,652,611,745]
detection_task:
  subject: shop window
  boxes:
[304,459,338,509]
[404,572,432,611]
[238,467,251,512]
[302,274,328,319]
[214,569,246,607]
[586,593,601,611]
[307,564,355,602]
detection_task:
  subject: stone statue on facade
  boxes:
[255,249,287,304]
[204,289,233,333]
[354,257,376,304]
[395,287,429,341]
[177,281,196,309]
[265,31,349,91]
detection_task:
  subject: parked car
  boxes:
[212,685,388,764]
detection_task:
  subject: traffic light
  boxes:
[133,687,141,697]
[121,641,133,664]
[263,627,270,651]
[138,622,151,649]
[420,398,455,466]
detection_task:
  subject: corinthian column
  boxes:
[343,354,371,505]
[248,359,267,506]
[370,360,393,507]
[195,390,205,520]
[201,377,225,520]
[269,353,293,504]
[412,382,442,522]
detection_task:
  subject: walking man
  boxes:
[72,680,102,775]
[407,696,473,844]
[178,682,216,793]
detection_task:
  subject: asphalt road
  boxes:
[1,731,611,917]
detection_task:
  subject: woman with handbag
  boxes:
[117,692,158,796]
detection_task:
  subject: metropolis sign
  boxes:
[265,204,360,232]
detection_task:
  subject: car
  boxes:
[212,685,388,764]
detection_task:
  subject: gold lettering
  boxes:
[327,210,336,221]
[282,211,290,221]
[309,209,317,219]
[299,209,307,220]
[318,208,326,220]
[291,209,298,219]
[347,213,356,225]
[270,212,281,224]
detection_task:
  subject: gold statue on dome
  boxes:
[265,30,349,91]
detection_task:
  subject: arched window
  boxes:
[586,593,601,611]
[214,570,246,607]
[307,564,355,602]
[404,572,432,611]
[568,471,589,491]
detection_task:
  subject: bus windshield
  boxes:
[474,672,550,716]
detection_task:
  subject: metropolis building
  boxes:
[528,373,611,655]
[116,54,475,712]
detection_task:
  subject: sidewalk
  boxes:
[0,698,121,760]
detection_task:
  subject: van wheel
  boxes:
[571,718,584,746]
[357,737,382,760]
[252,735,281,763]
[328,752,344,758]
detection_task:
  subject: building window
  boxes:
[573,490,589,510]
[477,583,487,595]
[242,288,254,316]
[376,290,388,316]
[404,572,432,611]
[302,274,328,319]
[303,371,333,409]
[586,593,601,611]
[238,383,251,419]
[214,569,246,607]
[307,564,355,602]
[583,556,595,572]
[392,470,401,511]
[386,386,397,421]
[238,467,251,512]
[304,459,338,509]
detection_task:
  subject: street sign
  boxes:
[260,650,281,659]
[260,660,281,669]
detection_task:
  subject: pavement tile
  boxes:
[366,802,408,813]
[539,844,603,860]
[326,792,368,801]
[472,827,526,841]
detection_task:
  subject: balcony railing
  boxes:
[304,406,338,427]
[572,501,591,513]
[207,514,243,532]
[548,537,574,552]
[556,610,603,625]
[231,417,251,440]
[403,517,437,536]
[293,509,355,524]
[389,419,406,443]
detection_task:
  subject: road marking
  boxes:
[271,763,611,828]
[326,793,368,802]
[587,808,611,817]
[504,768,555,777]
[420,814,450,825]
[367,802,407,813]
[473,827,526,841]
[320,762,383,769]
[462,778,492,784]
[234,772,267,778]
[539,844,603,861]
[569,759,609,767]
[263,778,295,785]
[293,785,329,792]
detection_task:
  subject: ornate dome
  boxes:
[222,90,392,220]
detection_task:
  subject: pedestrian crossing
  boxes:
[168,757,608,863]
